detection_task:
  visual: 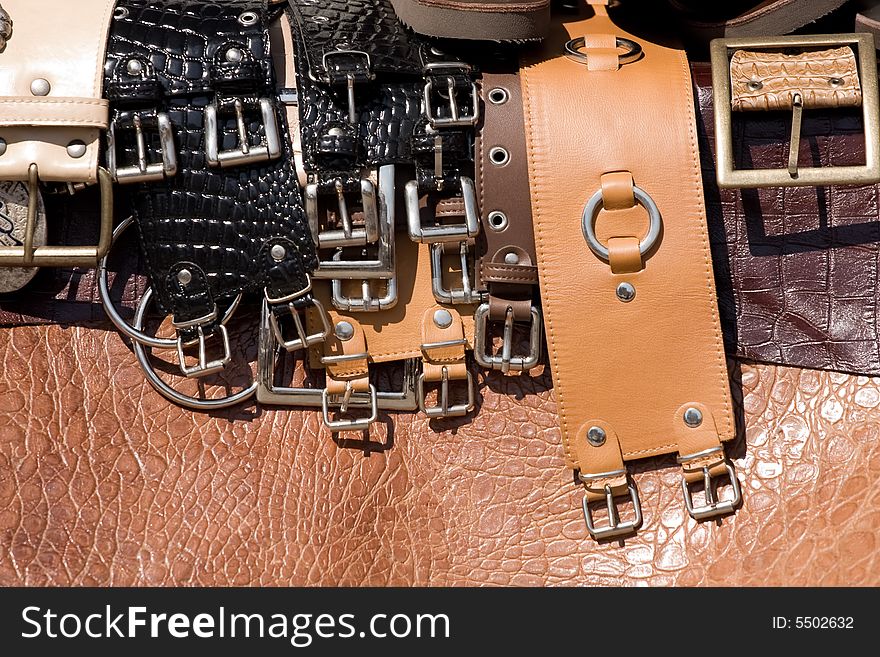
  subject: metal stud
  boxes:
[504,252,520,265]
[270,244,287,262]
[829,77,844,87]
[0,138,6,157]
[683,407,704,428]
[433,309,453,329]
[587,426,607,447]
[30,79,50,96]
[226,48,243,64]
[746,79,763,91]
[126,59,144,76]
[177,269,193,286]
[238,11,259,26]
[616,282,636,303]
[66,141,87,159]
[334,321,355,342]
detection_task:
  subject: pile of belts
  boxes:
[1,0,876,541]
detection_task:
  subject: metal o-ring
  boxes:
[581,185,662,262]
[98,216,241,349]
[132,288,257,411]
[564,36,642,66]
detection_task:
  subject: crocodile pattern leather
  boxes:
[730,47,862,111]
[106,0,317,325]
[1,322,878,586]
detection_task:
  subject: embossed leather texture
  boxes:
[1,323,879,586]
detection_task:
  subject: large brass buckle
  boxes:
[710,34,880,189]
[0,164,113,268]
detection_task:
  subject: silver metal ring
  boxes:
[581,184,662,262]
[564,36,642,66]
[98,216,241,349]
[132,287,257,411]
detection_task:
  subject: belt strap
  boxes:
[521,5,736,532]
[0,0,115,183]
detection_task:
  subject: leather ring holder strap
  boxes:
[105,0,318,343]
[475,67,542,373]
[0,0,115,269]
[520,2,737,538]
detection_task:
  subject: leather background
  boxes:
[2,322,879,586]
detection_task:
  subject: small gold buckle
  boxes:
[0,164,113,267]
[710,33,880,189]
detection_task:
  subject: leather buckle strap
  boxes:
[267,293,333,353]
[107,111,178,184]
[321,50,373,123]
[579,470,643,541]
[473,303,542,373]
[0,164,113,268]
[418,306,475,419]
[711,33,880,188]
[429,242,485,305]
[204,96,282,168]
[677,447,742,521]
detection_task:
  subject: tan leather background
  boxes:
[1,322,879,586]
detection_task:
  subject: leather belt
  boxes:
[104,0,322,379]
[521,2,738,539]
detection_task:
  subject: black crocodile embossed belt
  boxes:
[104,0,323,377]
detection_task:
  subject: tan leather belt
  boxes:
[521,2,738,540]
[474,69,542,374]
[0,0,115,268]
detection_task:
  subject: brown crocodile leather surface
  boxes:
[730,47,862,111]
[1,322,878,586]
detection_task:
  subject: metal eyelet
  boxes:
[114,6,129,19]
[489,147,510,166]
[238,11,259,26]
[487,211,509,232]
[488,87,509,105]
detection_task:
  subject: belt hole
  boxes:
[488,87,509,105]
[489,147,509,166]
[488,211,509,232]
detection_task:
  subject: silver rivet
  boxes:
[684,407,703,428]
[433,309,453,329]
[30,79,50,96]
[238,11,259,26]
[327,127,346,137]
[226,48,243,64]
[0,138,6,157]
[489,146,510,166]
[504,252,520,265]
[746,80,763,91]
[334,321,355,341]
[177,269,193,286]
[126,59,143,76]
[66,141,87,159]
[114,6,129,19]
[616,282,636,303]
[829,77,844,87]
[488,88,509,105]
[270,244,287,262]
[587,426,606,447]
[488,211,509,232]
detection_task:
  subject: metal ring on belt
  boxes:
[564,36,643,66]
[581,184,662,262]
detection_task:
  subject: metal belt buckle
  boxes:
[331,266,398,312]
[429,241,484,305]
[312,165,396,281]
[416,362,475,419]
[256,299,419,411]
[423,62,480,128]
[107,111,178,183]
[267,293,333,354]
[319,353,379,432]
[204,96,282,168]
[580,471,643,540]
[321,50,373,124]
[473,303,542,373]
[173,306,233,379]
[710,33,880,189]
[0,164,113,268]
[677,448,742,521]
[406,175,479,244]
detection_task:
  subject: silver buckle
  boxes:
[312,165,396,280]
[256,299,419,410]
[107,112,178,184]
[321,50,372,124]
[332,270,398,312]
[267,295,332,353]
[321,380,379,432]
[580,472,643,540]
[473,303,542,373]
[678,449,742,520]
[204,97,282,168]
[416,365,475,418]
[306,178,380,248]
[406,176,480,244]
[423,62,480,128]
[429,241,485,305]
[172,306,233,379]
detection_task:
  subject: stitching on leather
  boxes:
[0,99,108,107]
[678,52,736,441]
[522,63,575,467]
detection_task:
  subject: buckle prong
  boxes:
[788,92,804,177]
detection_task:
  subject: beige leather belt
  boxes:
[521,2,738,540]
[0,0,115,268]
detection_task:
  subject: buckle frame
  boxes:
[423,62,480,128]
[0,164,113,268]
[406,176,480,244]
[473,303,542,373]
[321,381,379,432]
[429,242,485,305]
[268,294,333,353]
[175,323,233,379]
[580,472,643,540]
[107,112,178,184]
[711,33,880,189]
[331,271,398,312]
[416,366,475,418]
[678,449,742,521]
[204,97,282,168]
[321,50,373,123]
[306,178,380,249]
